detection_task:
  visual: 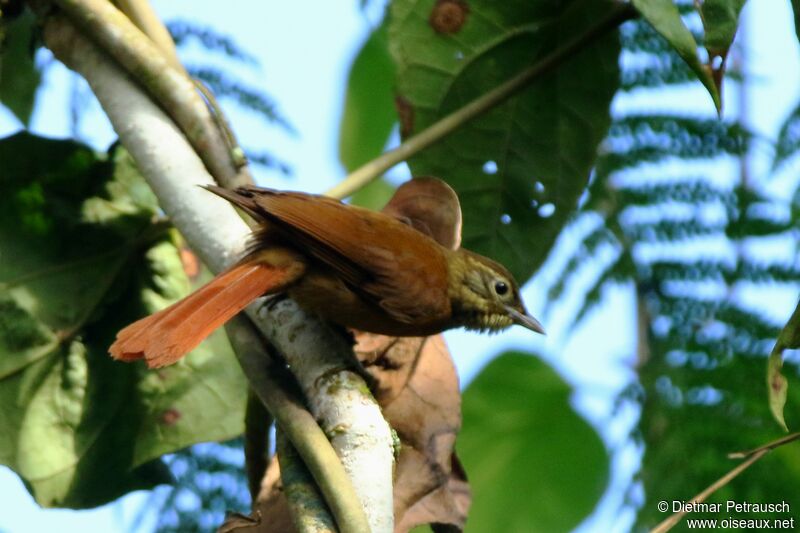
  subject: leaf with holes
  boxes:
[389,0,620,282]
[0,132,246,508]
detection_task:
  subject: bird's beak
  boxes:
[505,306,546,335]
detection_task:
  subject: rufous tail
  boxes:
[109,259,302,368]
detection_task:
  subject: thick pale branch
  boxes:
[225,316,371,533]
[46,0,252,189]
[39,12,393,532]
[257,300,395,533]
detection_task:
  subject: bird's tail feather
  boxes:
[109,259,301,368]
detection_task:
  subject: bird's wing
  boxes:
[235,187,451,323]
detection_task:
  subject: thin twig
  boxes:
[112,0,250,175]
[650,433,800,533]
[325,2,637,199]
[728,432,800,459]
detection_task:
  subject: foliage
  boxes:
[166,21,258,65]
[774,101,800,172]
[0,132,247,508]
[338,18,396,174]
[631,0,720,110]
[145,439,250,533]
[544,13,800,528]
[0,8,41,125]
[458,352,608,533]
[2,0,794,532]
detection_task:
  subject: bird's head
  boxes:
[447,249,545,335]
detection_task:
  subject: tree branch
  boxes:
[325,2,637,199]
[226,317,370,533]
[44,0,253,189]
[256,300,395,532]
[112,0,183,72]
[38,11,394,532]
[276,430,337,533]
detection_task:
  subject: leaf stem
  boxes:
[325,2,637,199]
[244,390,273,502]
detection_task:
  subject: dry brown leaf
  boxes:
[381,177,462,250]
[218,460,295,533]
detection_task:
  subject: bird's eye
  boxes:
[494,281,508,296]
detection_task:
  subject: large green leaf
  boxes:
[458,352,608,532]
[631,0,722,112]
[793,0,800,43]
[338,18,399,212]
[0,132,247,508]
[338,19,397,173]
[389,0,620,282]
[0,10,41,125]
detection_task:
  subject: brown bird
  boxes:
[110,178,544,368]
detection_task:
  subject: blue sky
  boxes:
[1,1,799,532]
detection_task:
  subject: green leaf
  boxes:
[0,132,247,508]
[700,0,746,56]
[699,0,745,91]
[458,352,608,532]
[389,0,620,283]
[0,10,42,125]
[768,300,800,431]
[631,0,722,112]
[338,19,397,172]
[793,0,800,43]
[129,242,247,469]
